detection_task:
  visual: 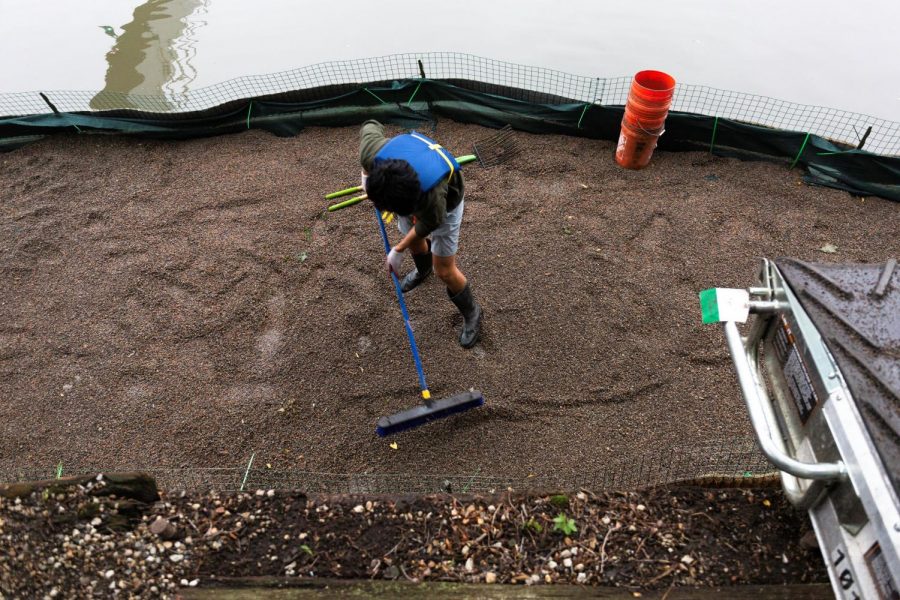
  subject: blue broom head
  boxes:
[376,390,485,437]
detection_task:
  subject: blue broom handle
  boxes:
[374,206,429,395]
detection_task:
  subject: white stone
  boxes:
[681,555,695,565]
[577,572,587,583]
[465,557,474,573]
[548,560,558,570]
[563,558,573,568]
[353,505,365,513]
[103,570,114,579]
[169,554,184,563]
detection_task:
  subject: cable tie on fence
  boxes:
[39,92,60,115]
[240,452,255,491]
[709,116,719,154]
[577,103,591,129]
[363,88,387,105]
[789,132,811,170]
[856,125,872,150]
[246,100,253,129]
[406,81,423,107]
[417,59,427,79]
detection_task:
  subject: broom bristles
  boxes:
[376,390,485,437]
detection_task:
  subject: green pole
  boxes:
[790,132,811,170]
[328,194,368,212]
[325,185,363,200]
[709,116,719,154]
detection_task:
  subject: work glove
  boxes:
[385,247,404,274]
[381,211,395,224]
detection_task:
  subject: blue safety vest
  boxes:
[373,132,460,193]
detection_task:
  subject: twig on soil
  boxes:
[385,536,404,557]
[184,515,201,534]
[599,524,623,574]
[488,505,499,542]
[633,533,650,557]
[646,564,678,586]
[689,511,716,524]
[399,564,417,582]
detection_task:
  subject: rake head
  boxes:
[472,125,520,168]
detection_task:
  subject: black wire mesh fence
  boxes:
[0,438,775,494]
[1,52,897,155]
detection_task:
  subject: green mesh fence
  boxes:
[1,439,774,493]
[1,52,898,156]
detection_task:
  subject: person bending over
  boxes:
[359,119,482,348]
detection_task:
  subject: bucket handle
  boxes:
[634,119,665,137]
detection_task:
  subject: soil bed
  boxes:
[0,121,898,482]
[0,475,827,597]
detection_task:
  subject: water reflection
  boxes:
[90,0,207,111]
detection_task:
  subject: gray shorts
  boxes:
[397,198,465,257]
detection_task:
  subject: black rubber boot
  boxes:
[448,283,483,348]
[400,244,433,293]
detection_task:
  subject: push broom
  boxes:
[372,206,484,437]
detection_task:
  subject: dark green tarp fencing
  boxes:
[2,78,899,202]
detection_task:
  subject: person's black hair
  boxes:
[366,159,421,216]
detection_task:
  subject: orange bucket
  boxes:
[616,70,675,169]
[630,70,676,103]
[622,106,667,132]
[615,119,664,170]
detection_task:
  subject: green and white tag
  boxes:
[699,288,750,324]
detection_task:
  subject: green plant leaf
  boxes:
[549,494,569,509]
[552,513,577,536]
[523,517,543,534]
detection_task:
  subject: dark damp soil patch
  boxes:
[0,477,827,597]
[1,121,898,481]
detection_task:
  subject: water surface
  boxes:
[1,0,897,119]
